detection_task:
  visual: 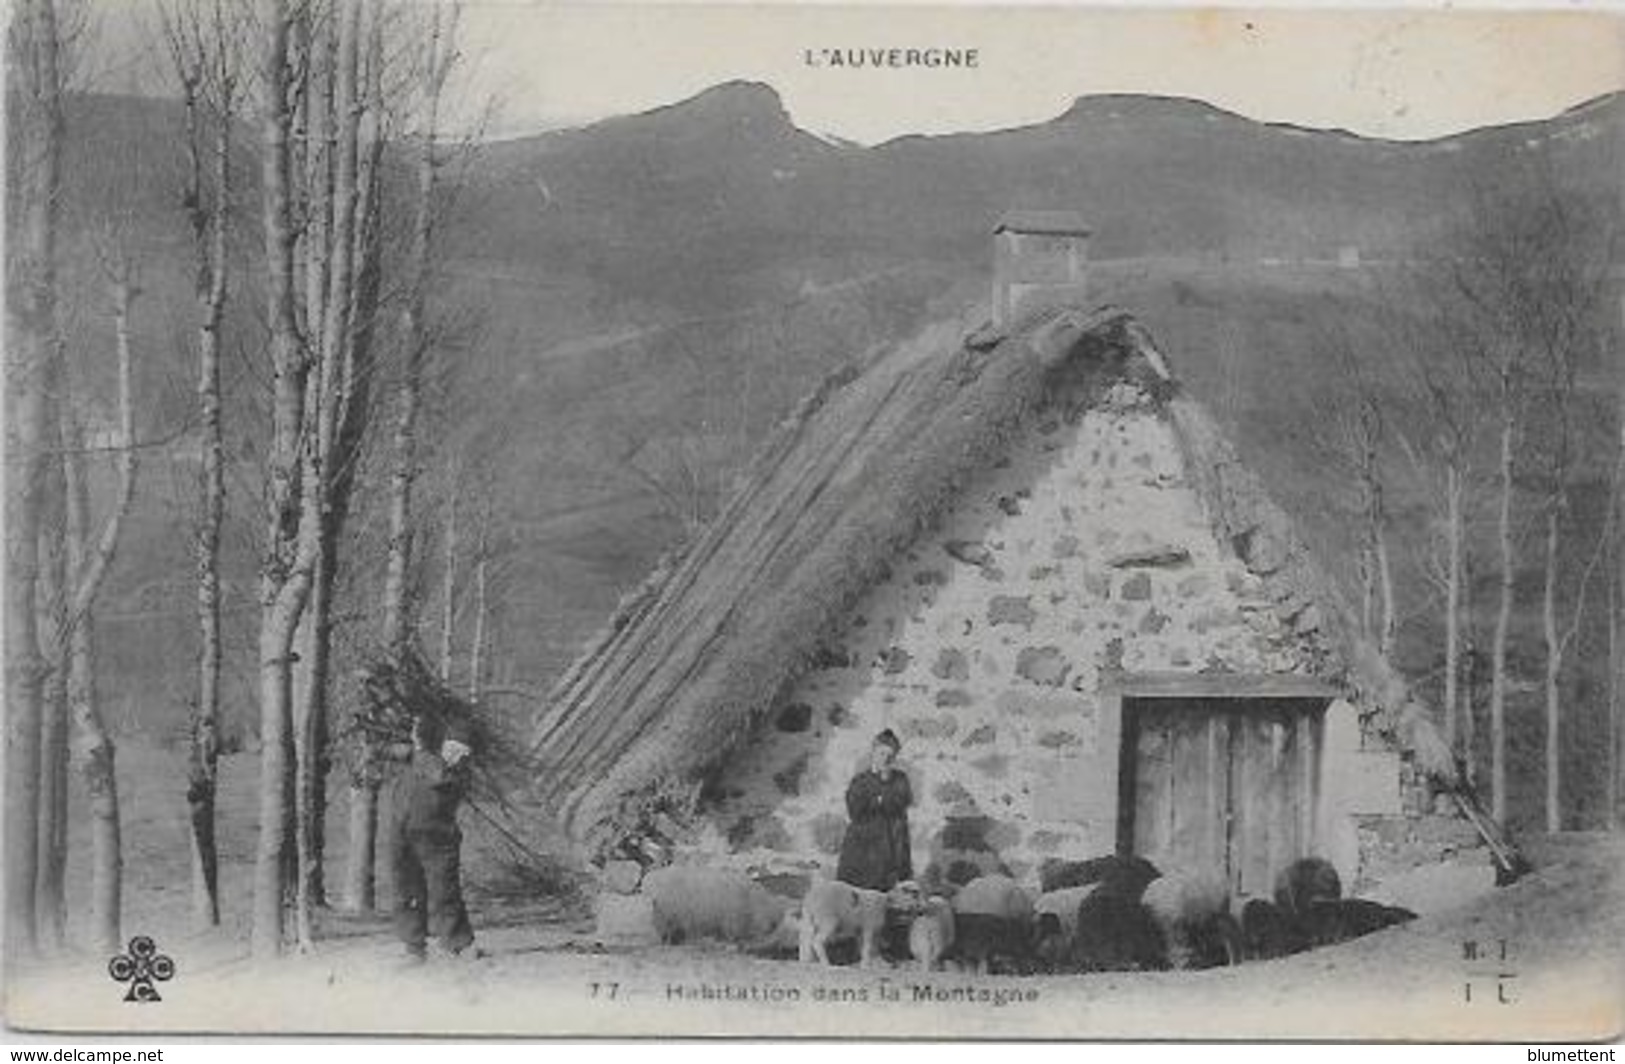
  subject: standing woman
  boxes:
[837,729,913,890]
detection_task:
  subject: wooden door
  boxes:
[1126,697,1323,899]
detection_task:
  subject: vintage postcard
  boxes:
[4,0,1623,1042]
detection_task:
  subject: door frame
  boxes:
[1105,672,1339,876]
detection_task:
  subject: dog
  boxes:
[907,896,956,972]
[799,877,916,967]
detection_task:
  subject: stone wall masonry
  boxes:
[685,378,1366,892]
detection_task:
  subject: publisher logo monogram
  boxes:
[108,935,176,1003]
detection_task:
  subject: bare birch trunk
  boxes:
[1491,403,1515,826]
[1543,505,1563,833]
[293,541,334,948]
[252,0,311,959]
[1376,526,1397,660]
[1444,463,1464,758]
[440,482,458,682]
[292,0,365,952]
[287,7,328,944]
[1360,546,1376,641]
[5,0,63,963]
[35,429,68,951]
[380,3,448,656]
[69,605,119,953]
[301,8,332,367]
[469,538,488,701]
[1462,546,1479,789]
[307,552,335,913]
[33,263,140,952]
[342,773,379,913]
[350,3,451,913]
[182,49,233,930]
[1362,417,1396,659]
[324,0,386,917]
[255,601,303,959]
[63,421,121,955]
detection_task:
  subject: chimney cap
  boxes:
[994,209,1091,237]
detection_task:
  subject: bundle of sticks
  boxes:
[347,644,568,888]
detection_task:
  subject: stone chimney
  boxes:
[993,210,1091,328]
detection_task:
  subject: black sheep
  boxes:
[1273,857,1342,917]
[1301,898,1417,947]
[1061,880,1165,972]
[951,913,1038,975]
[1240,897,1307,960]
[1185,911,1244,969]
[1141,873,1242,971]
[1031,911,1070,971]
[1039,854,1161,896]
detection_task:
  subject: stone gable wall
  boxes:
[687,379,1394,890]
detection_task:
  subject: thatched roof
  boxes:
[531,305,1455,843]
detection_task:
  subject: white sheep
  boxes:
[642,866,794,948]
[1140,870,1239,970]
[1033,883,1102,940]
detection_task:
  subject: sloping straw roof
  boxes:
[532,306,1456,843]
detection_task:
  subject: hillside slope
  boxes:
[46,84,1624,833]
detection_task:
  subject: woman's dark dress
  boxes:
[836,769,913,890]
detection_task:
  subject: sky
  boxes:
[447,1,1625,143]
[91,1,1625,146]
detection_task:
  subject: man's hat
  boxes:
[874,728,901,753]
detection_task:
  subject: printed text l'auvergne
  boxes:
[803,48,979,69]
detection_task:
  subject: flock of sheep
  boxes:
[633,855,1419,976]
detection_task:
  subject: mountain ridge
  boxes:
[480,80,1625,151]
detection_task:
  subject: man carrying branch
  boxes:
[390,714,476,963]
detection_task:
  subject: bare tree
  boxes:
[5,0,66,964]
[378,1,456,658]
[1441,222,1532,827]
[163,0,240,930]
[604,317,770,538]
[59,399,133,958]
[83,258,140,934]
[467,505,490,701]
[238,0,399,952]
[1438,174,1613,827]
[347,1,460,909]
[1520,189,1614,833]
[286,0,396,949]
[1487,356,1520,830]
[251,0,313,959]
[1296,310,1399,656]
[34,409,70,951]
[289,0,358,949]
[1390,297,1483,773]
[438,466,459,681]
[23,229,143,963]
